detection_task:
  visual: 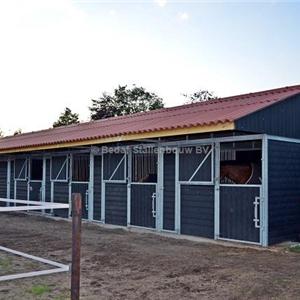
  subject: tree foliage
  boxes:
[89,85,164,120]
[0,129,3,138]
[183,90,217,104]
[53,107,80,128]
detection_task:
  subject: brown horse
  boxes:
[220,162,261,184]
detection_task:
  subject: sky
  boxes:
[0,0,299,135]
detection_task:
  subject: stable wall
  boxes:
[268,140,300,244]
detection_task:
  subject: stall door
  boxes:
[218,141,262,243]
[131,184,156,228]
[219,186,260,243]
[130,152,157,229]
[179,145,214,238]
[14,158,28,201]
[71,154,90,220]
[103,152,127,226]
[29,158,43,202]
[51,156,69,218]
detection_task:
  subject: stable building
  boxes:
[1,85,300,246]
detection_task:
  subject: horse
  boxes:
[220,162,261,184]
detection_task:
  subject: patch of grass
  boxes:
[0,256,12,272]
[288,244,300,253]
[28,284,51,296]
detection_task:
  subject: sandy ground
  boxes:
[0,213,299,300]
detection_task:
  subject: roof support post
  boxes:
[100,154,105,223]
[88,151,94,221]
[174,148,180,234]
[214,142,220,239]
[42,156,46,214]
[6,159,11,206]
[68,154,72,218]
[127,148,132,226]
[261,134,269,246]
[157,146,164,231]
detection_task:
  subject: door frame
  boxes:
[13,158,29,202]
[127,147,161,230]
[217,184,262,245]
[69,153,91,220]
[28,157,44,203]
[214,138,267,246]
[175,144,214,235]
[101,151,127,223]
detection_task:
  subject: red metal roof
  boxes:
[1,84,300,152]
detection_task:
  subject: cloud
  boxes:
[178,12,189,21]
[109,9,117,17]
[154,0,167,7]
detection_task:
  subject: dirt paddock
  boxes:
[0,213,299,300]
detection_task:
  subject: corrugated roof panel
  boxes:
[0,84,300,151]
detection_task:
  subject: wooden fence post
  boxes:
[71,193,82,300]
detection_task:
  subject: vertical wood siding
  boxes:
[180,185,214,238]
[236,94,300,139]
[16,181,28,200]
[105,183,127,226]
[219,186,260,243]
[93,156,102,221]
[10,161,14,200]
[268,140,300,244]
[0,162,7,206]
[130,184,156,228]
[53,182,69,218]
[163,153,175,231]
[45,159,51,202]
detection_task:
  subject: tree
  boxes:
[89,85,164,120]
[53,107,80,128]
[0,129,3,137]
[183,90,217,104]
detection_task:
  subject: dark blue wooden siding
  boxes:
[130,184,156,228]
[105,183,127,226]
[16,181,27,200]
[163,153,175,231]
[180,185,214,238]
[220,186,260,243]
[53,182,69,218]
[268,140,300,244]
[236,94,300,138]
[0,162,7,206]
[44,159,51,213]
[93,155,101,221]
[45,159,51,202]
[10,161,14,200]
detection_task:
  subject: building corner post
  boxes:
[88,151,94,221]
[214,142,220,240]
[261,135,269,247]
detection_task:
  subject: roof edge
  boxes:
[0,122,235,154]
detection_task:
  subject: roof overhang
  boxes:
[0,121,235,155]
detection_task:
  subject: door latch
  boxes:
[253,196,260,228]
[85,190,89,211]
[151,192,156,218]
